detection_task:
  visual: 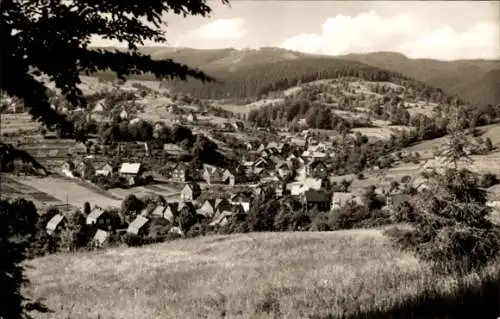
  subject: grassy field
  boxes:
[108,183,181,200]
[24,230,500,319]
[1,113,40,134]
[1,174,64,210]
[19,176,122,209]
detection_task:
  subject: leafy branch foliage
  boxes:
[1,0,224,130]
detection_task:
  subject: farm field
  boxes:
[18,176,122,209]
[108,183,182,200]
[1,113,40,134]
[1,174,63,210]
[351,125,414,141]
[24,230,500,319]
[404,123,500,156]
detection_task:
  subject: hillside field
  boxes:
[24,230,500,319]
[18,176,122,209]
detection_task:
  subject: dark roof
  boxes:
[308,159,327,169]
[231,192,253,202]
[304,189,329,202]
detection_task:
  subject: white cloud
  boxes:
[279,11,500,60]
[188,18,247,40]
[396,22,500,60]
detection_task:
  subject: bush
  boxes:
[330,202,391,230]
[186,223,206,238]
[390,201,417,223]
[123,233,144,247]
[309,213,333,231]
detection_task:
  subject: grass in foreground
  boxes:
[24,230,500,319]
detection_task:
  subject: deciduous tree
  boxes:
[1,0,225,131]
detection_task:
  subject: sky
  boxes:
[90,1,500,61]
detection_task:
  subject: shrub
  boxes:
[309,213,333,231]
[330,202,391,230]
[186,223,206,238]
[123,233,144,247]
[390,201,417,223]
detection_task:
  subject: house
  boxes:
[163,203,179,223]
[61,160,76,177]
[214,198,233,214]
[187,112,197,122]
[95,163,114,177]
[209,211,233,228]
[75,160,95,179]
[71,142,88,155]
[230,192,253,213]
[224,122,235,131]
[245,141,259,151]
[46,214,65,235]
[163,143,187,157]
[306,160,328,179]
[233,121,245,131]
[127,215,150,236]
[91,229,109,247]
[290,138,306,148]
[260,149,271,158]
[93,101,105,113]
[119,109,128,119]
[303,189,331,212]
[167,104,179,114]
[86,206,107,226]
[275,182,289,197]
[222,169,239,186]
[289,177,329,196]
[202,166,225,184]
[197,198,233,219]
[253,185,268,197]
[331,192,364,210]
[276,161,293,179]
[139,207,150,217]
[119,162,142,185]
[61,160,75,178]
[180,183,202,201]
[198,199,217,218]
[253,157,272,170]
[151,205,166,218]
[169,226,184,237]
[172,163,189,182]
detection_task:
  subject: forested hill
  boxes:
[90,47,499,106]
[160,57,449,103]
[339,52,500,107]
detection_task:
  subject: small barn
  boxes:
[127,215,150,236]
[91,229,109,247]
[180,183,202,201]
[46,214,66,235]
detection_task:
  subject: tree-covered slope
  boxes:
[160,57,448,102]
[89,47,499,106]
[340,52,500,106]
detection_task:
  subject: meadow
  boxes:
[19,176,122,209]
[24,230,500,319]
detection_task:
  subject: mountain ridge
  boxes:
[89,46,500,106]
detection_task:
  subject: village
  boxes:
[4,79,499,250]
